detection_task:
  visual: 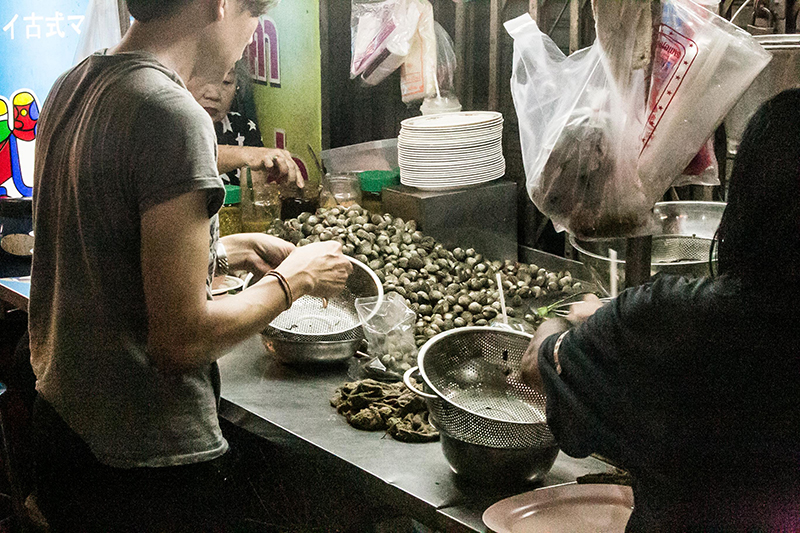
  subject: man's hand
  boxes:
[520,317,570,391]
[220,233,295,279]
[566,294,604,324]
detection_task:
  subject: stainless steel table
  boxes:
[219,335,615,533]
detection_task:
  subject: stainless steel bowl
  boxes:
[439,429,559,486]
[404,327,559,486]
[570,201,725,293]
[260,336,363,365]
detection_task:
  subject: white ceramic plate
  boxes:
[211,275,245,296]
[482,483,634,533]
[398,142,503,155]
[400,160,506,175]
[400,170,505,188]
[399,155,504,167]
[399,129,504,142]
[401,111,503,129]
[402,170,505,182]
[397,139,503,154]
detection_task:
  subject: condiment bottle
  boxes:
[218,184,243,236]
[280,181,320,220]
[240,166,282,233]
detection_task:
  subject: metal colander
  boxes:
[263,256,383,343]
[569,201,725,293]
[413,327,555,450]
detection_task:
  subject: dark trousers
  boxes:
[31,395,274,533]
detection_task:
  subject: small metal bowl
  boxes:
[261,335,363,365]
[261,256,382,364]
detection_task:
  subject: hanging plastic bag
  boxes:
[506,0,770,240]
[506,14,652,240]
[420,23,462,114]
[672,138,720,188]
[638,0,770,197]
[351,0,421,86]
[352,292,418,381]
[73,0,123,64]
[400,0,437,104]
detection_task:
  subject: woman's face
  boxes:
[188,68,237,123]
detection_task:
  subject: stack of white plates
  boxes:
[398,111,505,190]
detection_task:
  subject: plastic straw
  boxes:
[496,273,508,325]
[609,248,619,298]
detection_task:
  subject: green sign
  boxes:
[246,0,322,188]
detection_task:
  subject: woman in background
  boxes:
[188,59,303,188]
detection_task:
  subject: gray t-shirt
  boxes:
[30,51,227,468]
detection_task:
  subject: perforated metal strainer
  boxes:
[263,256,383,343]
[569,201,725,293]
[405,327,555,450]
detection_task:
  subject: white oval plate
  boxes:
[211,275,245,296]
[401,111,503,129]
[483,483,634,533]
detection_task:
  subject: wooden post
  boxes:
[569,0,580,53]
[117,0,131,36]
[529,0,539,20]
[454,2,467,105]
[488,0,507,111]
[625,236,652,288]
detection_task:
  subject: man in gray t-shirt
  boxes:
[32,49,230,468]
[30,0,353,529]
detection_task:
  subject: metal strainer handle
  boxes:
[403,366,437,400]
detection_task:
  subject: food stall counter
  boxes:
[218,334,616,533]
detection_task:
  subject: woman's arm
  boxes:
[217,145,303,187]
[140,190,351,372]
[520,295,605,389]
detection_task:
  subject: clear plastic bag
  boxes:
[351,0,421,86]
[419,22,462,114]
[506,14,651,240]
[672,138,720,188]
[506,0,771,240]
[639,0,771,195]
[400,0,436,104]
[352,293,418,381]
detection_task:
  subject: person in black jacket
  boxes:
[521,89,800,532]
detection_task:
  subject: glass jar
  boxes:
[240,166,282,233]
[218,184,243,236]
[318,172,362,209]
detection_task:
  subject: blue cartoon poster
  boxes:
[0,0,90,198]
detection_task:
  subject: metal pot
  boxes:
[404,327,559,487]
[260,256,383,365]
[569,201,725,293]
